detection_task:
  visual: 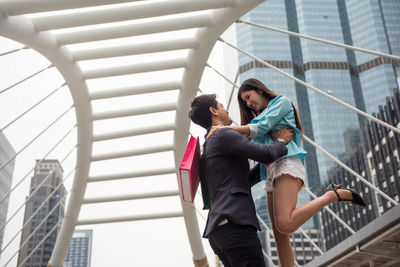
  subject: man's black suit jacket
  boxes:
[202,127,287,238]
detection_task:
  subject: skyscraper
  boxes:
[17,159,66,267]
[0,131,16,261]
[234,0,400,187]
[64,229,93,267]
[342,0,400,115]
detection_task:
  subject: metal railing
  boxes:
[0,64,54,95]
[0,105,74,172]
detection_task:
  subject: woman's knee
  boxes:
[272,225,290,241]
[275,217,296,234]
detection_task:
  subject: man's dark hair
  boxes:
[188,94,218,129]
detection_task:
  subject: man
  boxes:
[188,94,292,266]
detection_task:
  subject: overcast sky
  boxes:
[0,23,238,267]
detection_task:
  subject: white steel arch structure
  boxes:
[0,0,263,266]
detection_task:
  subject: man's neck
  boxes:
[212,119,229,127]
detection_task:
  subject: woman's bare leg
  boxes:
[273,174,353,234]
[267,192,294,267]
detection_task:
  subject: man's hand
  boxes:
[206,125,224,139]
[270,127,294,144]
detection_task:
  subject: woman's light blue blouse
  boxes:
[249,95,307,180]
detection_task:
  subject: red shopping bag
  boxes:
[179,136,200,202]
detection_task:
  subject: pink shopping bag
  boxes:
[179,136,200,202]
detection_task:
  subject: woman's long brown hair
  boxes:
[237,78,303,133]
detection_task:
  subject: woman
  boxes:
[209,78,365,267]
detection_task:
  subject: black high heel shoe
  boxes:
[326,184,366,207]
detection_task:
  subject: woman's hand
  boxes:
[206,125,224,139]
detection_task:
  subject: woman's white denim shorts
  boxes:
[265,156,307,193]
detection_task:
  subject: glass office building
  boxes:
[344,0,400,115]
[64,229,93,267]
[17,160,66,267]
[0,131,15,261]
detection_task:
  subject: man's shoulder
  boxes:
[213,127,240,139]
[206,127,240,147]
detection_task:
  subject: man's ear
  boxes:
[209,106,218,116]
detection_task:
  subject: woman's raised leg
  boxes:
[272,174,352,234]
